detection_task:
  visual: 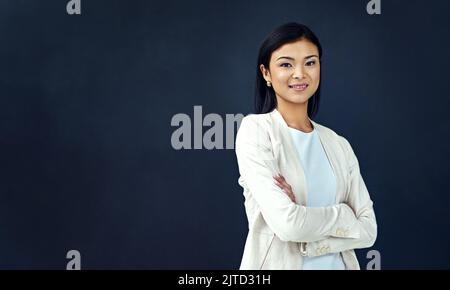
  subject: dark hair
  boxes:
[255,22,323,118]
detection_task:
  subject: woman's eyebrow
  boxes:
[276,55,319,61]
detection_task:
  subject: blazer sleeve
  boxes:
[235,116,360,243]
[306,136,378,257]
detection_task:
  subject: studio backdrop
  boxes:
[1,0,449,269]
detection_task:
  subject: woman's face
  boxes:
[260,38,321,106]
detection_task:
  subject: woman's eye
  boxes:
[280,63,292,68]
[306,60,316,66]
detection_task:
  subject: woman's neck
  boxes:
[276,101,313,133]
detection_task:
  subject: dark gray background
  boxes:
[1,0,449,269]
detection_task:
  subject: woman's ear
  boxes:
[259,64,271,83]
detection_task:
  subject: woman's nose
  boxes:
[292,66,305,79]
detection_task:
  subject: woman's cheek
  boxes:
[277,71,291,82]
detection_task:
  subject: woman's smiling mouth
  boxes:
[288,84,309,91]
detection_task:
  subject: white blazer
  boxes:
[235,108,377,270]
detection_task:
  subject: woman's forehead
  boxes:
[272,39,319,60]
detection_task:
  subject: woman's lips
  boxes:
[289,84,309,91]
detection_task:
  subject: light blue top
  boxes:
[288,126,345,270]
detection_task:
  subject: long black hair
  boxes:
[255,22,323,118]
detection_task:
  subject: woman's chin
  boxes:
[285,96,311,105]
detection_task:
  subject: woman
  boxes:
[235,22,377,270]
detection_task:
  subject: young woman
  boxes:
[235,22,377,270]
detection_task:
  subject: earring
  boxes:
[266,81,272,87]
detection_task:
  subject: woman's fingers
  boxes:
[273,177,288,190]
[273,175,286,185]
[273,175,296,202]
[285,191,296,202]
[277,175,292,190]
[273,175,291,190]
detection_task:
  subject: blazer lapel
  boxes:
[269,109,308,206]
[311,120,345,203]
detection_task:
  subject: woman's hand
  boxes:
[273,174,296,203]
